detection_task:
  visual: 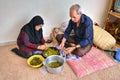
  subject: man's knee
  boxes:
[75,49,87,57]
[74,45,92,57]
[56,34,63,42]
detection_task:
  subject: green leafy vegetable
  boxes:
[43,47,59,57]
[30,57,42,65]
[48,61,62,68]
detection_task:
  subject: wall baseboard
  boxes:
[0,41,16,46]
[0,35,50,46]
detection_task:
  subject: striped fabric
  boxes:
[67,46,116,78]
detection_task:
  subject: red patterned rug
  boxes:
[67,46,116,78]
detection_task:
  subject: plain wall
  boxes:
[0,0,109,44]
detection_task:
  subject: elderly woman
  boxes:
[16,16,47,58]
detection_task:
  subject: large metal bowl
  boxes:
[43,55,65,74]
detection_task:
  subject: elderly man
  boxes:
[56,4,93,57]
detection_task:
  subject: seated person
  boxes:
[56,4,93,57]
[17,16,47,58]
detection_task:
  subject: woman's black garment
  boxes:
[21,16,44,44]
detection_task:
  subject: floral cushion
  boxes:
[67,46,116,78]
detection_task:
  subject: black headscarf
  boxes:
[21,16,44,44]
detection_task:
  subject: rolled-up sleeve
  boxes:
[79,20,93,47]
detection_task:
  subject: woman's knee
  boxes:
[20,52,32,58]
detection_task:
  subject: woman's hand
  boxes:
[65,46,76,54]
[37,44,48,50]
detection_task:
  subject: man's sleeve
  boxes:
[79,20,93,47]
[63,20,73,40]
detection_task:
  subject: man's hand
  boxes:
[65,46,76,54]
[59,38,66,49]
[59,42,65,49]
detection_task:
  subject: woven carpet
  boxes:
[1,44,120,80]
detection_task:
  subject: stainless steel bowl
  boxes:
[43,55,65,74]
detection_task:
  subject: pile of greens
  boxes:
[48,61,62,68]
[30,57,42,66]
[43,47,59,57]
